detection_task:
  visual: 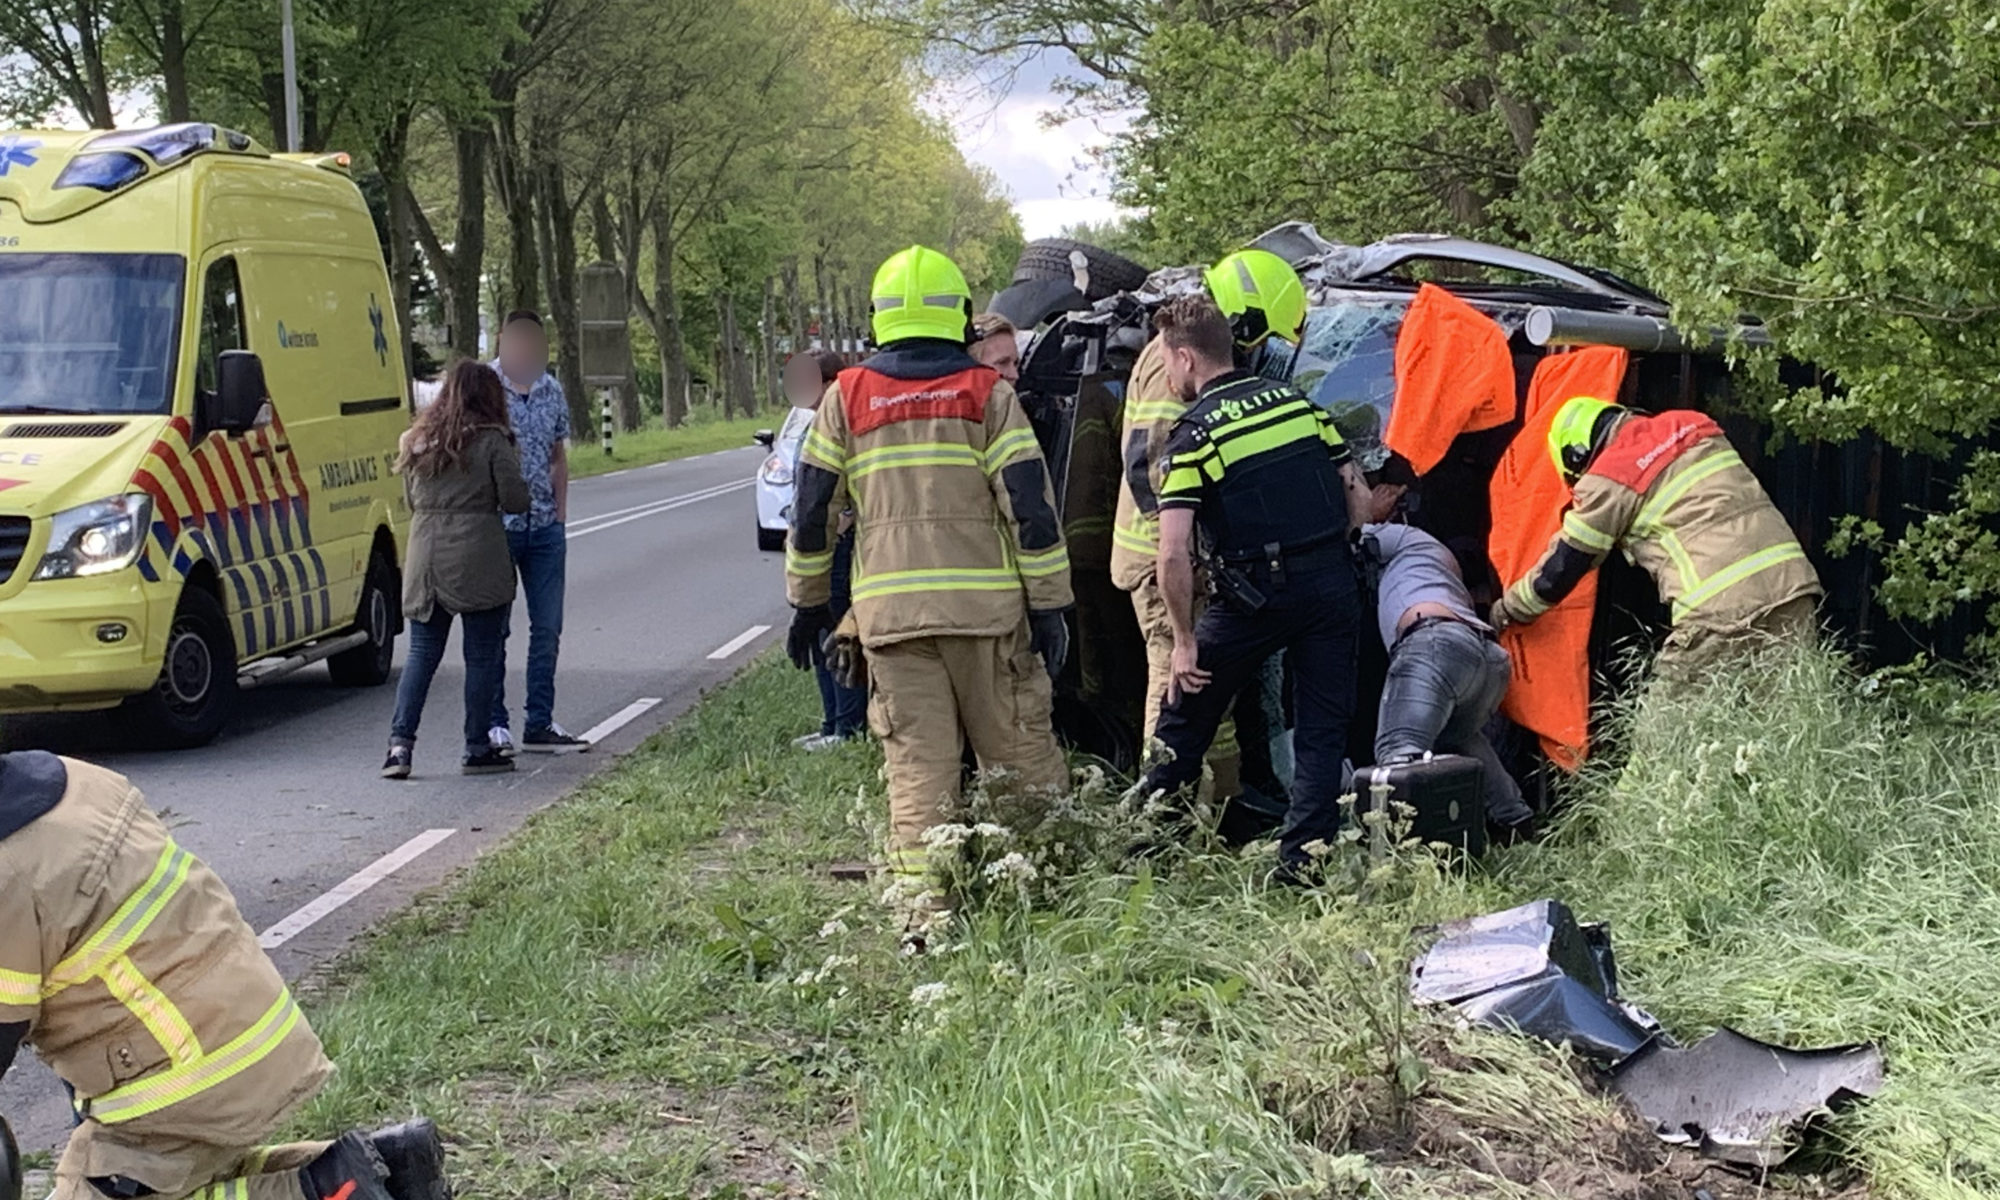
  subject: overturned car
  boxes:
[994,224,1928,797]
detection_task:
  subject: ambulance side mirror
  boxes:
[211,350,269,435]
[752,429,775,448]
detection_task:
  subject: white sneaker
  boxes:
[489,726,515,758]
[792,731,827,749]
[800,732,856,753]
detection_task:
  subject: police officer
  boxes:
[1138,295,1366,881]
[1492,396,1821,678]
[785,246,1072,896]
[0,751,449,1200]
[1112,250,1324,749]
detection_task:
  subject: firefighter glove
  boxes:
[1029,608,1071,680]
[827,630,867,691]
[787,604,835,670]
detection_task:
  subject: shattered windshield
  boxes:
[1285,300,1403,472]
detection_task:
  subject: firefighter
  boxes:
[0,751,449,1200]
[1138,295,1365,883]
[784,245,1072,895]
[1113,251,1369,779]
[1492,396,1822,676]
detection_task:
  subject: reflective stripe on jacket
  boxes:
[1506,412,1821,628]
[0,757,331,1145]
[785,345,1071,647]
[1109,336,1185,590]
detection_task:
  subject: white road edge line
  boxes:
[258,828,457,949]
[582,697,663,744]
[707,624,773,660]
[566,479,753,540]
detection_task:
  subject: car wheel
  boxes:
[328,549,398,686]
[1011,238,1150,300]
[128,586,237,748]
[758,524,787,552]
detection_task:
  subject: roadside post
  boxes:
[600,390,614,456]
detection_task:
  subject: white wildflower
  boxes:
[1158,1018,1182,1036]
[1732,741,1761,777]
[920,823,973,852]
[1121,1019,1145,1044]
[1302,838,1332,860]
[818,918,849,940]
[989,961,1021,983]
[982,851,1039,883]
[971,822,1012,840]
[910,981,951,1007]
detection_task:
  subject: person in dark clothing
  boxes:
[783,350,866,750]
[1139,295,1366,881]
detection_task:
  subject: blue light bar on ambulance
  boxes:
[53,151,149,193]
[91,123,255,166]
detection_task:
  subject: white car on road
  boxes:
[754,406,815,551]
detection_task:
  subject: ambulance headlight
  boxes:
[34,495,153,580]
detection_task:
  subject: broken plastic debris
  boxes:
[1412,899,1885,1168]
[1612,1027,1885,1169]
[1410,898,1658,1066]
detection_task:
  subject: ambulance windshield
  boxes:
[0,253,184,415]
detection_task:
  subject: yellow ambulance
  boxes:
[0,122,409,746]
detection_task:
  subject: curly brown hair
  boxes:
[398,359,512,478]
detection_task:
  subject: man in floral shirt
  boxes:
[489,311,585,750]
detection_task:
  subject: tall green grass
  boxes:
[1505,649,2000,1198]
[293,647,1998,1198]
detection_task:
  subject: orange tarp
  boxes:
[1488,345,1629,771]
[1387,283,1517,476]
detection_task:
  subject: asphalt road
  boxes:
[1,443,793,1154]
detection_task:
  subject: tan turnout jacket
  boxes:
[1504,411,1821,629]
[785,345,1072,647]
[0,756,331,1162]
[1109,336,1186,591]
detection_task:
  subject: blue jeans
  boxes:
[810,530,866,736]
[391,605,510,757]
[491,522,566,732]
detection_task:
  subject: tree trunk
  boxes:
[758,275,778,410]
[719,291,746,418]
[375,109,416,380]
[813,252,832,352]
[158,1,191,123]
[591,191,618,264]
[781,258,806,360]
[445,122,489,358]
[490,106,540,316]
[78,10,116,129]
[535,158,590,437]
[649,203,688,427]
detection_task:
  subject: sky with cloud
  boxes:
[928,51,1139,241]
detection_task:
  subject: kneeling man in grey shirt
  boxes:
[1364,523,1534,832]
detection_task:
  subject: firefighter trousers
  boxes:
[52,1121,329,1200]
[1655,594,1819,683]
[867,620,1071,879]
[1130,569,1241,798]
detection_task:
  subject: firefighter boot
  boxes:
[368,1120,452,1200]
[299,1133,394,1200]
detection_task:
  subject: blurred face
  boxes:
[783,356,827,408]
[971,330,1020,382]
[497,319,548,387]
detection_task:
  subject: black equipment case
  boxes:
[1357,754,1489,857]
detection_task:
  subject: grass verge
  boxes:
[569,408,788,479]
[294,647,1991,1198]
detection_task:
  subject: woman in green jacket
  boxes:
[383,360,530,778]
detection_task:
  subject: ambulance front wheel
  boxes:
[129,585,237,749]
[328,549,398,687]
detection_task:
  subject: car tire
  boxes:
[757,525,787,552]
[1011,238,1150,300]
[128,586,237,749]
[328,550,398,686]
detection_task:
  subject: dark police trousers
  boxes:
[1144,546,1358,868]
